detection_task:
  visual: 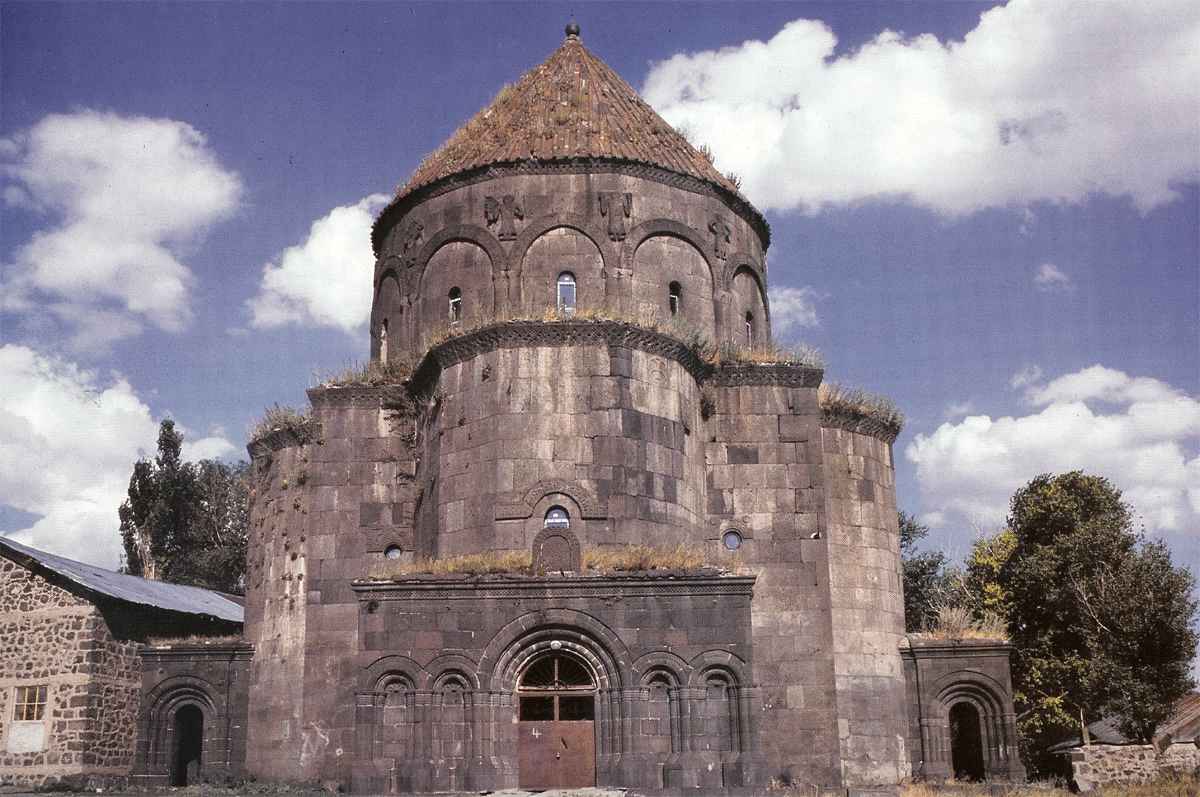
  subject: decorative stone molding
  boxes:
[709,363,822,388]
[507,213,614,277]
[352,574,756,602]
[306,385,389,408]
[819,410,903,444]
[531,527,581,572]
[372,159,771,257]
[246,425,318,460]
[622,218,716,280]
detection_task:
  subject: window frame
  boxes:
[556,272,577,315]
[448,287,463,325]
[12,685,47,722]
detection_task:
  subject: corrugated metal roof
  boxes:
[1050,693,1200,751]
[393,31,739,202]
[0,536,243,624]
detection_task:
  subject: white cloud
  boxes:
[248,194,390,332]
[945,400,975,419]
[1034,262,1072,292]
[1009,364,1043,390]
[1,111,242,349]
[906,365,1200,536]
[768,285,821,336]
[643,0,1200,215]
[0,345,235,569]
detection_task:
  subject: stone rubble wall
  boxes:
[1071,743,1200,792]
[0,558,139,787]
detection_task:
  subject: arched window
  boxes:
[544,506,570,530]
[379,318,389,362]
[557,272,576,315]
[448,287,462,325]
[668,282,681,316]
[744,312,754,347]
[517,652,595,721]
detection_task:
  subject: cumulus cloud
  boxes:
[248,194,390,332]
[643,0,1200,215]
[1034,262,1072,292]
[768,285,821,336]
[906,365,1200,535]
[1009,364,1043,390]
[0,345,235,569]
[1,111,242,350]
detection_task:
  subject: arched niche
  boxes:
[631,235,715,336]
[372,271,404,361]
[521,227,604,315]
[421,241,495,335]
[729,267,768,347]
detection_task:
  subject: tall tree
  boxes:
[119,420,248,593]
[989,471,1197,775]
[899,510,948,632]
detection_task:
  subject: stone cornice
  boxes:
[353,572,756,601]
[141,642,254,658]
[246,425,318,459]
[900,637,1013,657]
[819,410,903,444]
[710,363,823,388]
[409,319,824,396]
[372,159,770,256]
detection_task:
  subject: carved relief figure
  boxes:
[485,195,524,241]
[399,220,424,268]
[598,192,632,241]
[708,217,732,261]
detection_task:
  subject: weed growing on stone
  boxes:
[249,405,317,444]
[818,381,904,437]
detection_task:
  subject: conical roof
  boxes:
[394,29,740,201]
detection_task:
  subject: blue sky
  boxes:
[2,1,1197,595]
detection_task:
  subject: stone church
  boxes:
[1,25,1026,794]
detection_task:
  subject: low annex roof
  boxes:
[0,536,243,624]
[1049,693,1200,751]
[391,25,740,203]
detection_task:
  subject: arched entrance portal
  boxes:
[950,702,985,781]
[170,704,204,786]
[516,652,596,788]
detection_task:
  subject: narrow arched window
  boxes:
[668,282,681,317]
[544,506,570,530]
[744,312,754,347]
[557,272,576,315]
[379,318,389,362]
[448,287,462,325]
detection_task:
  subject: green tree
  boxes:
[899,510,948,632]
[989,471,1197,775]
[119,420,249,594]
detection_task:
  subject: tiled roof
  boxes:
[393,30,739,202]
[0,535,243,624]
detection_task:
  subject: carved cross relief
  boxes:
[598,192,632,241]
[485,195,524,241]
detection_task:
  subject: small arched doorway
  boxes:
[170,704,204,786]
[516,652,596,788]
[950,702,986,781]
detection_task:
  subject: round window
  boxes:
[721,530,743,551]
[384,545,404,560]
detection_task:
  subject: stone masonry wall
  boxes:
[1071,743,1200,792]
[371,171,769,360]
[245,387,421,784]
[0,558,140,787]
[821,426,909,787]
[425,343,707,559]
[705,377,843,787]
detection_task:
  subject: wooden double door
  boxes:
[516,653,596,788]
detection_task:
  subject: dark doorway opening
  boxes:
[517,652,596,789]
[950,702,985,781]
[170,705,203,786]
